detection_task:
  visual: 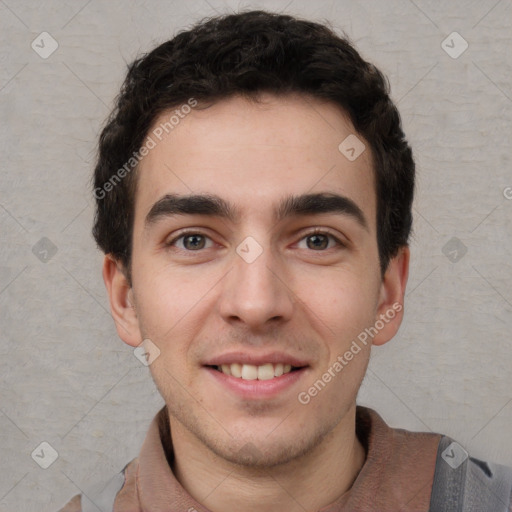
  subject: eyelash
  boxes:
[165,229,345,251]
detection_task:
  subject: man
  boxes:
[59,9,512,512]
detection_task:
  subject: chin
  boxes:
[213,437,311,469]
[199,419,336,469]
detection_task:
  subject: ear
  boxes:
[102,255,142,347]
[372,246,410,347]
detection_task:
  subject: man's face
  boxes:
[120,93,399,466]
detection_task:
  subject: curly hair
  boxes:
[92,9,414,280]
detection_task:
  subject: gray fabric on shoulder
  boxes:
[429,435,512,512]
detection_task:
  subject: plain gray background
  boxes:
[0,0,511,510]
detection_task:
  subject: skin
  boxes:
[103,93,409,512]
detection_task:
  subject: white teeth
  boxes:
[230,363,242,378]
[217,363,296,380]
[257,363,275,380]
[241,364,258,380]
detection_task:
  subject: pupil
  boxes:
[307,234,328,250]
[184,235,204,250]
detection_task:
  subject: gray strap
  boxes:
[429,436,468,512]
[81,470,125,512]
[430,436,512,512]
[463,457,512,512]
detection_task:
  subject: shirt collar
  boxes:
[137,405,441,511]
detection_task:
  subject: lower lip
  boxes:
[204,366,308,399]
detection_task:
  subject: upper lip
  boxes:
[203,351,309,367]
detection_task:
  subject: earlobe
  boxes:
[372,246,410,347]
[102,255,142,347]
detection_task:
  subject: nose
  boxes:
[217,238,294,330]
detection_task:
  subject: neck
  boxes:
[169,404,366,512]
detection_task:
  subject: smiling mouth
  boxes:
[207,363,304,380]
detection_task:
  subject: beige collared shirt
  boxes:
[59,405,446,511]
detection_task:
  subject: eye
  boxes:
[167,232,214,251]
[297,230,343,251]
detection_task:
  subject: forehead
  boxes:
[134,93,376,230]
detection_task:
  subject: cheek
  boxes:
[131,263,218,355]
[132,265,189,341]
[298,268,379,337]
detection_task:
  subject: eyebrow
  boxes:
[144,192,368,231]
